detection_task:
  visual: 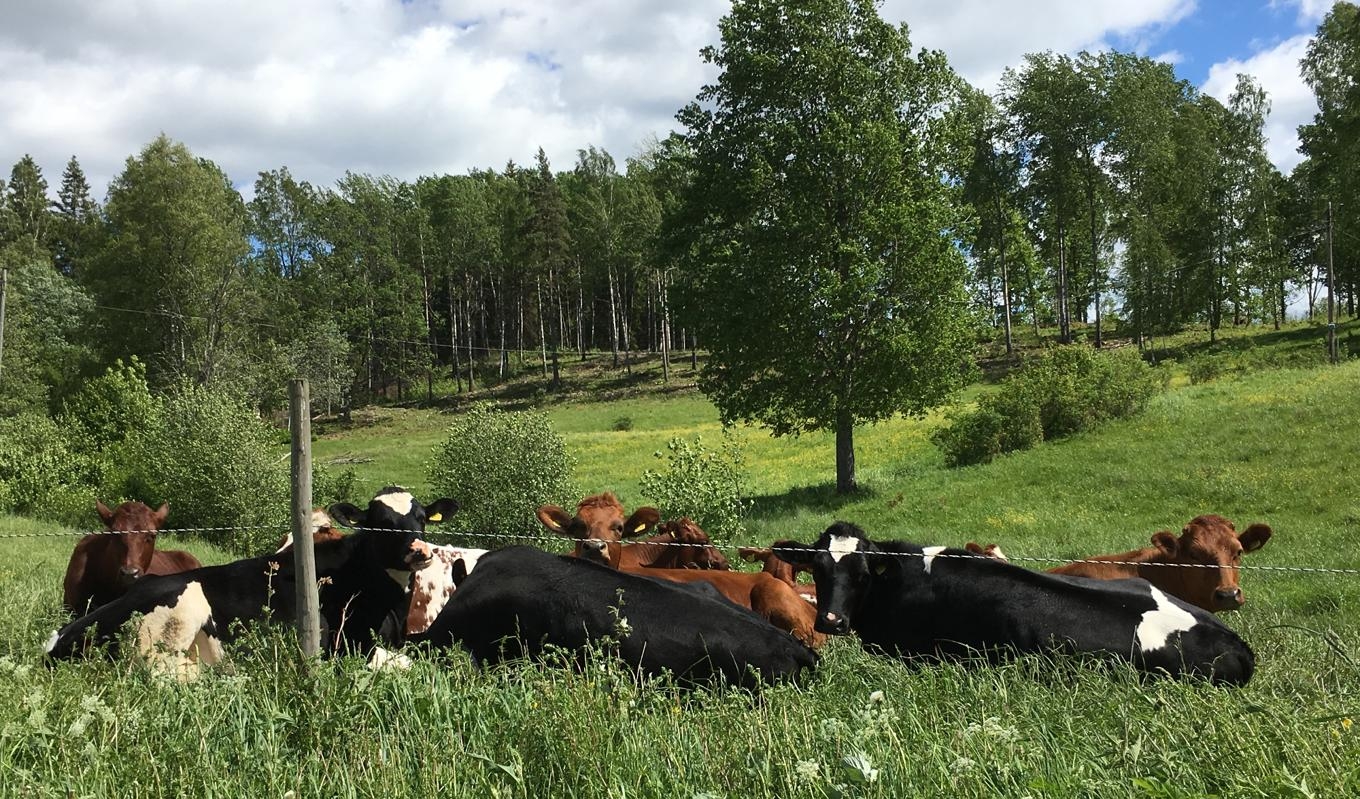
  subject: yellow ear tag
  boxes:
[633,523,649,533]
[428,513,442,522]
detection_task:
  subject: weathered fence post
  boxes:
[289,378,321,657]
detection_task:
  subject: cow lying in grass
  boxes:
[422,546,817,689]
[774,522,1256,685]
[45,488,456,679]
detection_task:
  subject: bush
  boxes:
[426,404,576,537]
[1186,354,1225,385]
[933,345,1162,467]
[611,416,634,432]
[639,433,752,540]
[123,384,290,556]
[0,412,94,524]
[59,357,157,452]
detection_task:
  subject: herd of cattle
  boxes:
[44,488,1273,687]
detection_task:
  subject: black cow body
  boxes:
[422,546,817,689]
[46,488,457,676]
[774,523,1255,686]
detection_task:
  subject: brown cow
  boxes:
[737,546,817,605]
[1049,514,1272,613]
[624,518,731,570]
[538,496,822,647]
[62,501,202,616]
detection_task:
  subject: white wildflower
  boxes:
[794,759,821,782]
[868,690,885,704]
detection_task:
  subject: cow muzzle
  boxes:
[816,610,850,635]
[404,541,434,571]
[1213,587,1244,610]
[578,539,611,565]
[117,566,142,585]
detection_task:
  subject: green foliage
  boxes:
[933,345,1163,466]
[426,404,576,536]
[0,412,93,524]
[638,433,752,539]
[671,0,973,493]
[611,416,634,432]
[124,384,289,555]
[59,357,156,452]
[1186,353,1226,384]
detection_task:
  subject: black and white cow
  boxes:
[421,546,818,689]
[773,522,1256,685]
[45,488,457,678]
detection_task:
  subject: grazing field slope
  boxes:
[2,340,1358,797]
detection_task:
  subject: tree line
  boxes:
[1,0,1356,490]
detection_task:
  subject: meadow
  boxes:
[2,325,1358,797]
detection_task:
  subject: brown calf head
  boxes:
[96,500,170,586]
[645,518,731,570]
[537,493,661,567]
[1150,514,1272,612]
[963,542,1009,562]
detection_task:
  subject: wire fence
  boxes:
[4,521,1359,576]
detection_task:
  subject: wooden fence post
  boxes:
[289,379,321,657]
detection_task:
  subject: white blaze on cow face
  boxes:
[921,546,946,574]
[1135,586,1198,652]
[135,581,222,681]
[376,490,415,517]
[829,535,859,563]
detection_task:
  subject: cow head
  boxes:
[536,493,660,568]
[1151,514,1272,612]
[328,487,458,573]
[651,518,731,570]
[96,500,170,587]
[738,546,812,583]
[773,521,884,635]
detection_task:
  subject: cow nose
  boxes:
[821,611,849,635]
[584,540,607,553]
[1214,587,1244,606]
[119,566,141,579]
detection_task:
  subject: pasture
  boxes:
[2,338,1359,796]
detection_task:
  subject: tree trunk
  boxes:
[537,277,548,378]
[608,264,620,368]
[835,407,857,494]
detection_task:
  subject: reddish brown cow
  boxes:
[538,496,822,647]
[1048,514,1272,613]
[536,493,663,567]
[623,518,731,570]
[737,546,817,605]
[62,501,202,616]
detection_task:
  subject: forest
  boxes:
[0,4,1355,421]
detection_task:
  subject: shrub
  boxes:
[639,433,752,540]
[933,345,1162,467]
[123,384,290,556]
[59,357,157,453]
[0,412,94,524]
[426,404,576,537]
[611,416,635,432]
[1186,354,1225,385]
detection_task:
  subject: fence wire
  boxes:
[8,522,1351,575]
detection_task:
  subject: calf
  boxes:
[536,493,662,568]
[773,522,1255,685]
[627,518,731,570]
[1049,515,1272,613]
[62,501,202,616]
[405,544,488,637]
[46,488,457,678]
[422,546,816,689]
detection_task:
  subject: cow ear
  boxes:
[623,507,661,538]
[537,505,573,535]
[771,540,815,566]
[450,558,469,586]
[1239,523,1272,553]
[1151,531,1179,556]
[153,503,170,526]
[96,500,115,526]
[328,502,364,527]
[424,498,459,523]
[964,542,985,555]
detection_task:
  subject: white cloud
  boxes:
[1269,0,1341,26]
[0,0,1231,201]
[1202,34,1316,172]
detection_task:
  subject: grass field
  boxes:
[2,323,1359,797]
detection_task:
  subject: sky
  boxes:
[0,0,1344,201]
